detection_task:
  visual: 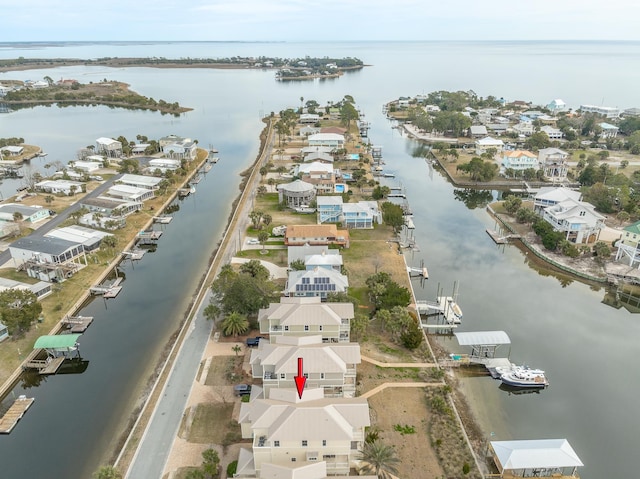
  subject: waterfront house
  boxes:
[34,180,86,196]
[304,152,334,164]
[161,138,197,160]
[80,196,142,217]
[118,174,163,190]
[301,146,333,156]
[501,150,538,172]
[236,389,369,477]
[328,108,341,120]
[533,187,582,213]
[9,236,86,281]
[277,180,316,208]
[258,296,353,343]
[299,126,320,137]
[0,204,50,224]
[304,250,343,272]
[580,104,620,118]
[285,267,349,300]
[106,184,155,203]
[71,160,101,173]
[599,122,619,139]
[295,162,337,195]
[45,225,113,253]
[614,220,640,267]
[287,244,338,268]
[475,136,504,155]
[95,137,123,158]
[538,148,569,181]
[308,133,345,149]
[489,439,583,478]
[468,125,488,138]
[541,197,605,244]
[317,196,343,224]
[148,158,181,172]
[285,224,349,248]
[0,145,24,157]
[250,335,360,398]
[300,113,320,124]
[342,202,379,229]
[540,126,564,140]
[131,143,151,155]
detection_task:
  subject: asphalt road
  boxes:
[126,292,214,479]
[0,174,122,265]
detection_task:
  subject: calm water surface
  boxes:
[0,41,639,478]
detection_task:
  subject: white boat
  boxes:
[439,296,462,324]
[500,364,549,389]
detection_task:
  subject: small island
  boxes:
[0,77,191,115]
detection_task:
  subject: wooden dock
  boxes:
[62,315,93,333]
[486,229,521,244]
[152,215,173,224]
[136,230,163,245]
[24,356,65,375]
[0,396,35,434]
[90,277,123,298]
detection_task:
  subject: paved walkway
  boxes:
[361,355,437,368]
[360,381,444,399]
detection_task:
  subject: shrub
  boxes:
[227,461,238,477]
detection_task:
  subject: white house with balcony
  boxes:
[538,148,570,182]
[308,133,345,149]
[580,104,620,119]
[615,220,640,267]
[599,122,619,139]
[540,126,563,140]
[258,297,353,343]
[501,150,538,172]
[512,122,535,137]
[541,198,605,244]
[533,187,582,214]
[161,138,197,160]
[475,136,504,155]
[250,335,360,398]
[286,267,349,300]
[95,137,123,158]
[236,388,369,478]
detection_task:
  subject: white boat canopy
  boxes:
[454,330,511,346]
[491,439,583,472]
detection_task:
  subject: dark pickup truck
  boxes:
[246,336,266,347]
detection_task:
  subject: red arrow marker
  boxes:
[294,357,306,399]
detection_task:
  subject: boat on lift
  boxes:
[499,364,549,389]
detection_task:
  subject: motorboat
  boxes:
[500,364,549,389]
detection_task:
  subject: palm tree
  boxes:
[221,312,249,338]
[258,230,269,253]
[359,441,400,479]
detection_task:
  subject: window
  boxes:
[303,373,308,379]
[320,373,325,379]
[280,373,286,379]
[319,325,323,331]
[322,440,327,446]
[304,325,309,331]
[274,441,280,447]
[291,458,296,462]
[302,440,308,447]
[284,326,289,331]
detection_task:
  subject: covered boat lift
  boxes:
[451,331,512,372]
[24,334,82,375]
[489,439,583,478]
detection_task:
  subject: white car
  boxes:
[247,238,260,245]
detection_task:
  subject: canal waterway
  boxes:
[0,41,639,478]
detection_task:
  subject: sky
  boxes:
[2,0,640,42]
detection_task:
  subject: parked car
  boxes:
[234,384,252,397]
[246,336,266,347]
[246,238,260,245]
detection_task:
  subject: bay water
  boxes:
[0,41,639,478]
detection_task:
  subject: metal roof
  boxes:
[34,334,81,350]
[491,439,583,471]
[10,236,80,255]
[454,331,511,346]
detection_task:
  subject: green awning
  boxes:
[34,334,81,350]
